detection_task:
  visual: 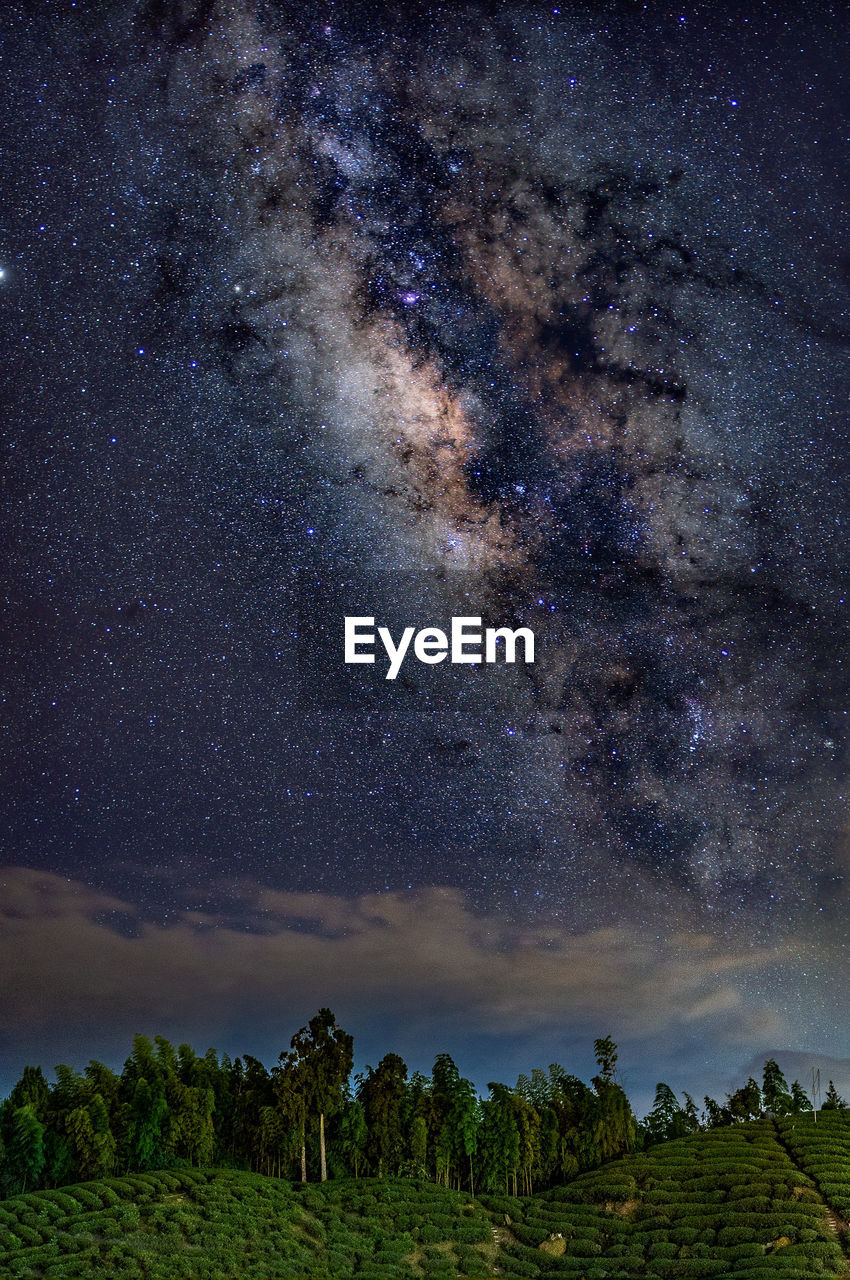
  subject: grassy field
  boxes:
[0,1118,847,1278]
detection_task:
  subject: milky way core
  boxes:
[153,5,850,919]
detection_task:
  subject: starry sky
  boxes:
[2,0,850,1112]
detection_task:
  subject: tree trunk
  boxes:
[301,1120,307,1182]
[319,1111,327,1182]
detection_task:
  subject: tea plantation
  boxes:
[492,1119,847,1278]
[777,1111,850,1224]
[0,1172,495,1280]
[0,1118,848,1278]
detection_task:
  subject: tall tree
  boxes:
[682,1092,700,1133]
[536,1105,560,1187]
[512,1090,540,1195]
[762,1059,792,1114]
[234,1056,273,1172]
[702,1095,730,1128]
[429,1054,478,1190]
[84,1060,120,1110]
[593,1036,619,1082]
[443,1076,479,1192]
[408,1114,428,1176]
[645,1082,688,1144]
[67,1105,98,1180]
[591,1077,636,1164]
[726,1077,762,1122]
[549,1072,596,1177]
[89,1092,117,1177]
[272,1056,307,1180]
[479,1083,520,1194]
[128,1078,168,1171]
[283,1009,353,1181]
[337,1095,368,1178]
[358,1053,408,1177]
[7,1105,46,1192]
[789,1079,813,1113]
[9,1067,49,1118]
[174,1085,215,1166]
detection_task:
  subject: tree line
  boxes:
[0,1012,844,1199]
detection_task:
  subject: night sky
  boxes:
[2,0,850,1113]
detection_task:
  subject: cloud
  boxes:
[1,867,792,1089]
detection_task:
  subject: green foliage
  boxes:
[6,1105,46,1194]
[522,1120,845,1279]
[644,1082,692,1145]
[593,1036,618,1082]
[1,1026,640,1199]
[2,1031,850,1277]
[1,1169,506,1278]
[776,1111,850,1217]
[357,1054,408,1176]
[821,1081,846,1111]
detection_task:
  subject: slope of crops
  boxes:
[491,1120,846,1279]
[0,1119,848,1278]
[0,1170,495,1279]
[776,1111,850,1222]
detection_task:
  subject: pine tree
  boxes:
[788,1080,812,1113]
[645,1082,687,1144]
[682,1093,700,1133]
[822,1079,846,1110]
[762,1059,792,1114]
[702,1096,729,1128]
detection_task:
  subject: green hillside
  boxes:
[0,1117,848,1279]
[491,1116,848,1279]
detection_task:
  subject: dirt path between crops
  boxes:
[825,1208,850,1237]
[489,1223,519,1276]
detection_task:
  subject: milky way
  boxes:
[138,2,850,918]
[2,0,850,1095]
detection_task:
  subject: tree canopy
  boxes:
[1,1023,841,1199]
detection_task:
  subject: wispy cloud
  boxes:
[0,866,803,1100]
